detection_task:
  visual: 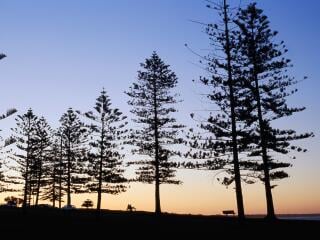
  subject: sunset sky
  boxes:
[0,0,319,215]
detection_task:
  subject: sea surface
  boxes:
[278,215,320,221]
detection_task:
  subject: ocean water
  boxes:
[279,215,320,221]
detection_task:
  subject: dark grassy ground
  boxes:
[0,208,318,237]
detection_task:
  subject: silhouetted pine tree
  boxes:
[78,89,128,211]
[59,108,88,206]
[11,109,38,208]
[41,137,61,207]
[126,52,183,214]
[33,116,52,206]
[41,132,68,207]
[234,3,313,219]
[185,0,252,219]
[82,199,93,209]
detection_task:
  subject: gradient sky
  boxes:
[0,0,319,215]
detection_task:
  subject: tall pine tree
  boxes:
[234,3,313,219]
[126,52,183,214]
[34,116,52,206]
[12,109,38,208]
[59,108,88,206]
[78,89,127,211]
[41,136,62,207]
[185,0,253,219]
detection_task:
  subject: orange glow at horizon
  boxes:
[2,167,318,215]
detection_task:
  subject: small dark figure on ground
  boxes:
[127,204,136,212]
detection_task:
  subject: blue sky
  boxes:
[0,0,319,122]
[0,0,319,213]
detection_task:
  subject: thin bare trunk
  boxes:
[153,75,161,215]
[250,24,275,219]
[23,119,31,210]
[59,136,63,209]
[67,144,71,205]
[97,120,104,211]
[35,144,43,206]
[223,0,245,219]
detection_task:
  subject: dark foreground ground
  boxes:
[0,208,318,238]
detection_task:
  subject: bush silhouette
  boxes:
[81,199,93,209]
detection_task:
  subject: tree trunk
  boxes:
[23,152,30,210]
[97,122,104,211]
[250,26,275,220]
[35,168,41,206]
[28,177,32,206]
[23,119,31,210]
[67,144,71,206]
[35,145,43,206]
[223,0,245,220]
[52,154,57,208]
[155,169,161,215]
[59,136,63,209]
[153,75,161,215]
[254,77,275,219]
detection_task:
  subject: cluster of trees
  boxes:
[1,52,184,215]
[185,0,313,220]
[7,93,129,211]
[0,1,312,220]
